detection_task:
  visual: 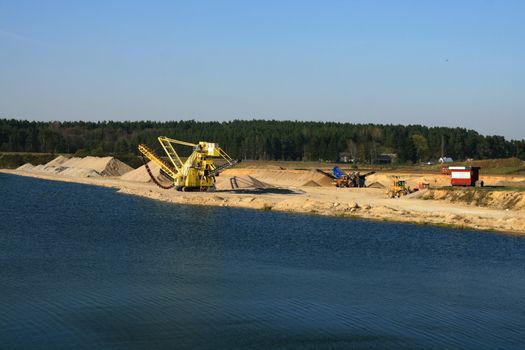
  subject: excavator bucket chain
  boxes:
[140,153,175,190]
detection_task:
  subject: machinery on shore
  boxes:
[387,176,412,198]
[331,166,376,188]
[138,136,239,191]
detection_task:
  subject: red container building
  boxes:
[448,166,480,186]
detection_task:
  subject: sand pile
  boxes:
[222,169,333,188]
[16,155,133,178]
[59,156,132,176]
[302,180,321,187]
[17,163,35,171]
[60,167,102,178]
[367,181,385,189]
[121,161,172,183]
[45,155,68,167]
[33,164,47,172]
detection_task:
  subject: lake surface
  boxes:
[1,173,524,349]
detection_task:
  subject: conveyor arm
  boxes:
[138,144,178,180]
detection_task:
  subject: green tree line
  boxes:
[1,118,524,163]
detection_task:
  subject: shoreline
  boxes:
[2,169,524,236]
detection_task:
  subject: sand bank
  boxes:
[2,165,524,235]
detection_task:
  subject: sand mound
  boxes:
[18,155,133,178]
[367,181,385,189]
[45,155,68,167]
[60,156,132,176]
[121,161,171,183]
[17,163,34,171]
[121,162,156,182]
[302,180,320,187]
[32,164,46,172]
[60,167,102,178]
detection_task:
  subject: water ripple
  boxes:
[1,173,525,349]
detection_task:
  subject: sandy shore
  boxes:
[2,168,524,235]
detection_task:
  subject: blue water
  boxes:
[1,173,524,349]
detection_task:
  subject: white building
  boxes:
[438,157,454,163]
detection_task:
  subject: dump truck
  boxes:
[331,166,375,188]
[138,136,239,191]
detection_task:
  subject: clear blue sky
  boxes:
[1,0,524,139]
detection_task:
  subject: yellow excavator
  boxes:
[138,136,239,191]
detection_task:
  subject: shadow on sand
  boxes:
[215,187,301,195]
